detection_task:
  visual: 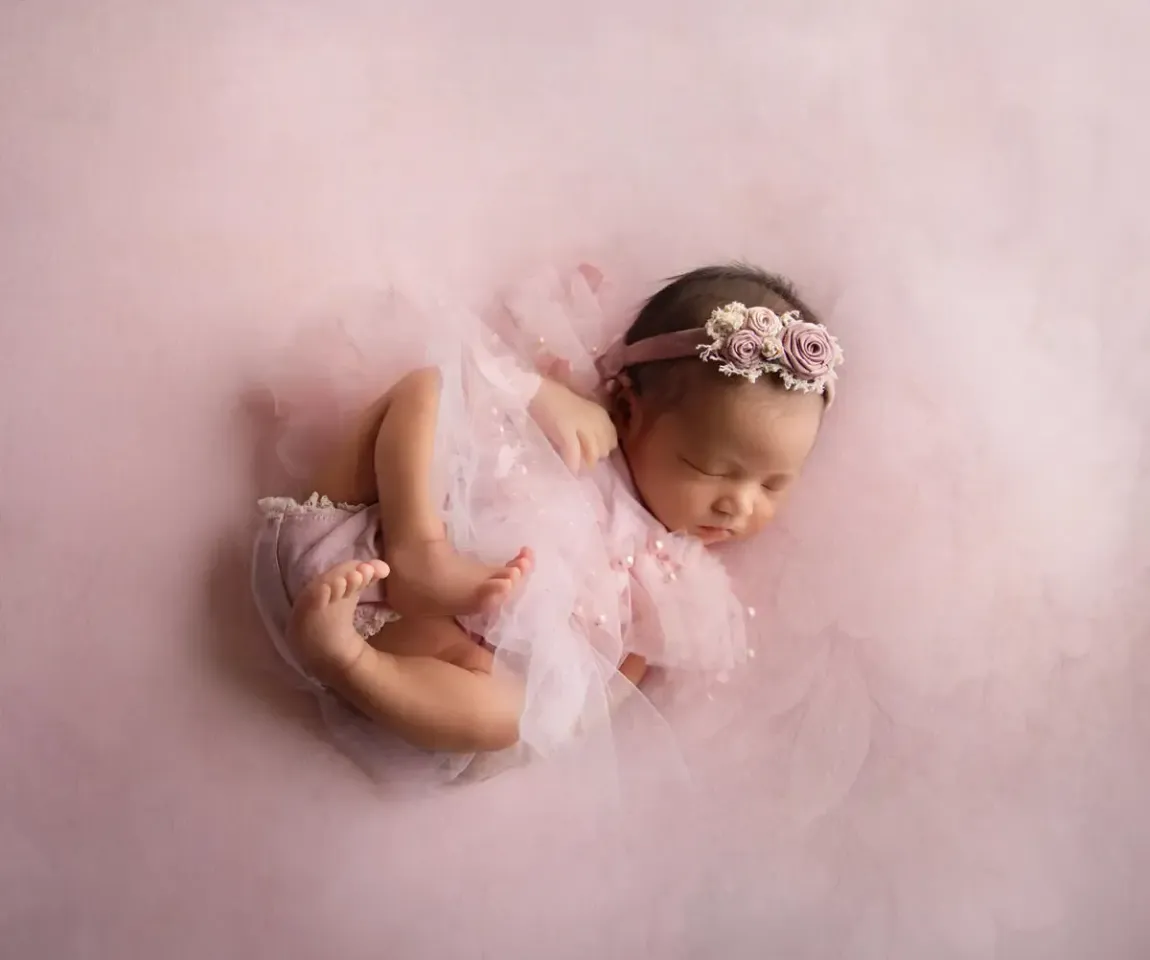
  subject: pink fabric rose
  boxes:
[724,329,762,369]
[781,322,834,379]
[744,307,774,335]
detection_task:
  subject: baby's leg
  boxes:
[290,560,522,753]
[372,368,532,617]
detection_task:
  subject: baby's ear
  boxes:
[611,382,639,433]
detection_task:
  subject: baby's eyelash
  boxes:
[680,456,721,477]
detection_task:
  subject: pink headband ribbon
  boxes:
[595,302,843,405]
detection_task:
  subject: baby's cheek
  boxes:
[689,482,715,513]
[753,499,776,530]
[667,481,699,521]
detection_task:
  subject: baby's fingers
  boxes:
[559,435,583,472]
[588,418,617,463]
[578,429,615,468]
[578,431,598,468]
[599,419,619,454]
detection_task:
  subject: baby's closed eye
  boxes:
[679,456,726,478]
[681,453,789,491]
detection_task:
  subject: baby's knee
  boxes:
[468,667,523,753]
[471,715,520,753]
[460,656,522,753]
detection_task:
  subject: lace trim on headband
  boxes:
[699,303,843,394]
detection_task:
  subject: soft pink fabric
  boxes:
[3,2,1149,959]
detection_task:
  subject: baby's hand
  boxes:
[528,366,618,471]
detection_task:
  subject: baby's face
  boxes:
[622,376,824,545]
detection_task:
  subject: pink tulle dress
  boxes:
[250,270,747,781]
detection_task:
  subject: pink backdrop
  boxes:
[3,2,1148,957]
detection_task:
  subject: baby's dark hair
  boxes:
[622,263,821,401]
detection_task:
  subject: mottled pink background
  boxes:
[3,2,1148,958]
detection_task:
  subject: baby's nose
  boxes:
[716,489,753,518]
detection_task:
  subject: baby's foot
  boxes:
[384,539,533,618]
[288,559,390,679]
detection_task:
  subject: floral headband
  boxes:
[596,302,844,404]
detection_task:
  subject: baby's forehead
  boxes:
[675,408,779,462]
[670,382,822,465]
